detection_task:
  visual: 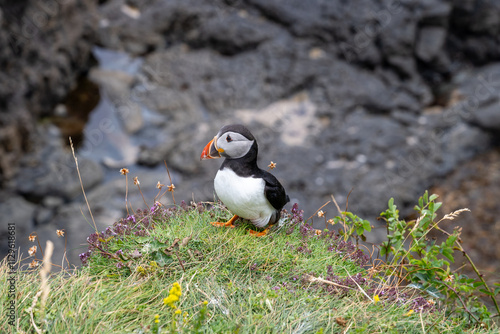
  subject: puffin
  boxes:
[200,124,290,236]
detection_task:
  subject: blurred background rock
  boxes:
[0,0,499,286]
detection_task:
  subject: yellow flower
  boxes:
[175,309,182,315]
[154,314,160,323]
[136,266,146,275]
[163,282,182,308]
[374,295,380,304]
[203,300,208,306]
[405,309,414,316]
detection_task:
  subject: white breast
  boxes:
[214,168,275,228]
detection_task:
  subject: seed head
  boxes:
[56,229,65,237]
[268,161,277,169]
[28,246,37,256]
[120,168,130,175]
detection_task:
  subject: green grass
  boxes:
[1,203,498,333]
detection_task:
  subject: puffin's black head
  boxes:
[201,124,257,160]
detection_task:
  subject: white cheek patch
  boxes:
[217,132,254,159]
[231,140,254,159]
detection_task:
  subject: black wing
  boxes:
[260,170,290,211]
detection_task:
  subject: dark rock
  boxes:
[140,41,302,115]
[417,0,452,26]
[323,63,396,114]
[34,207,54,226]
[247,0,341,40]
[449,0,500,65]
[89,68,135,99]
[16,151,104,201]
[0,0,98,116]
[453,63,500,130]
[42,196,65,208]
[0,0,98,183]
[0,194,36,237]
[416,26,447,62]
[89,68,144,134]
[195,11,275,55]
[0,194,36,260]
[0,112,32,183]
[16,126,104,201]
[97,0,226,55]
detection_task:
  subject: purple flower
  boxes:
[79,251,90,265]
[87,233,99,244]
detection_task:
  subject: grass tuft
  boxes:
[1,199,497,333]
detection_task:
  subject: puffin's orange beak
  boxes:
[200,136,222,160]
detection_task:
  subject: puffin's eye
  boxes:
[226,135,232,142]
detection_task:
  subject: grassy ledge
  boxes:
[1,198,499,333]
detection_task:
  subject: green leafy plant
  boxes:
[333,211,372,244]
[378,191,500,326]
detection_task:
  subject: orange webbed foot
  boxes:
[248,227,270,237]
[210,221,236,228]
[210,215,238,228]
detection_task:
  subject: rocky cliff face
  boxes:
[0,0,98,182]
[0,0,499,269]
[0,0,99,263]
